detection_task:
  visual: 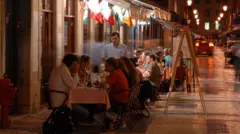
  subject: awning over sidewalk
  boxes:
[129,0,171,21]
[152,17,174,30]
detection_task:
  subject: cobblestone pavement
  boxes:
[1,48,240,134]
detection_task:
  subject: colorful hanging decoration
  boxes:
[122,9,132,26]
[87,0,103,23]
[100,0,114,25]
[112,5,123,26]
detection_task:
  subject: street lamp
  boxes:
[195,14,198,19]
[215,20,218,24]
[187,0,192,6]
[193,9,197,14]
[220,13,224,18]
[197,22,200,25]
[196,19,200,22]
[223,5,228,11]
[218,17,221,21]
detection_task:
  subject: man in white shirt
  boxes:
[102,32,128,60]
[49,54,89,122]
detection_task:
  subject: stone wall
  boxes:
[16,0,41,113]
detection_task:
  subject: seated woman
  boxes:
[48,54,89,123]
[104,58,129,128]
[105,58,129,104]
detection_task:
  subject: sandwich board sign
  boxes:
[164,30,207,115]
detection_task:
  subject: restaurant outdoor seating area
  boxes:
[38,43,178,133]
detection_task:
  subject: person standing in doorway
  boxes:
[102,32,129,60]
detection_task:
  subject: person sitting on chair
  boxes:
[49,54,89,122]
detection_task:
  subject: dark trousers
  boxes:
[138,80,153,108]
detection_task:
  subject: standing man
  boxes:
[102,32,129,60]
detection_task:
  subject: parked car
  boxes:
[195,38,214,56]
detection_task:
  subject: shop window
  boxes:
[64,0,75,54]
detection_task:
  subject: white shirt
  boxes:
[48,64,79,107]
[102,43,128,58]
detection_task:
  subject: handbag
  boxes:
[42,105,75,134]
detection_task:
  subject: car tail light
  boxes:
[196,42,199,47]
[209,42,214,47]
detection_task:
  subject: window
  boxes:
[216,0,221,3]
[194,0,201,4]
[64,0,75,54]
[205,22,210,30]
[204,9,211,17]
[215,23,220,30]
[205,0,210,4]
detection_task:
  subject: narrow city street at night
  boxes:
[1,0,240,134]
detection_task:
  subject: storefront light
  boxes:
[138,21,147,25]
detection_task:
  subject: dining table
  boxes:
[68,87,110,110]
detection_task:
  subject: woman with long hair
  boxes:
[118,59,132,88]
[121,57,141,87]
